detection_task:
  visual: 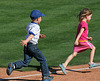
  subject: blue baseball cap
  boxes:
[30,10,45,19]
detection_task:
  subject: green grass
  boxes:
[0,0,100,71]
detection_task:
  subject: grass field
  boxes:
[0,0,100,71]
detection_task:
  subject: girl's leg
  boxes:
[59,52,78,74]
[88,46,100,68]
[89,46,96,64]
[63,52,78,68]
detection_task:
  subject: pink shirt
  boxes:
[76,21,88,41]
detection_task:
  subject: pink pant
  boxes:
[73,41,94,53]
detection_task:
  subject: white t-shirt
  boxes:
[26,22,40,44]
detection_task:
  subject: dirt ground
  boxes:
[0,64,100,81]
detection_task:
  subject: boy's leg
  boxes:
[14,54,32,69]
[33,49,54,81]
[14,46,32,69]
[29,45,50,76]
[28,43,54,81]
[7,46,32,75]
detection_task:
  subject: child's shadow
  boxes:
[49,67,91,75]
[25,65,91,75]
[28,65,62,75]
[66,69,91,73]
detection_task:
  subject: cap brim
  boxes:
[41,14,45,17]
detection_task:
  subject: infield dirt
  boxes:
[0,64,100,81]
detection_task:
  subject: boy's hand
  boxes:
[87,37,92,41]
[39,34,46,38]
[20,34,34,47]
[20,40,28,47]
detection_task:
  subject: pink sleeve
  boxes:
[81,22,87,30]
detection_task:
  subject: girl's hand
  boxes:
[87,37,92,41]
[39,34,46,38]
[20,40,28,47]
[74,28,84,46]
[74,41,79,46]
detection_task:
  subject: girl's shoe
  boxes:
[88,63,100,68]
[59,63,66,74]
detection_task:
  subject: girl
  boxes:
[59,8,100,74]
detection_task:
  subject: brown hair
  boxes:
[77,8,92,22]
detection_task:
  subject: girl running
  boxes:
[59,8,100,74]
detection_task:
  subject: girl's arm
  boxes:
[20,34,34,46]
[74,28,85,45]
[87,37,92,41]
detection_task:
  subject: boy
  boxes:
[7,10,54,81]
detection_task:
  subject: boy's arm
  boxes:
[39,34,46,38]
[74,28,85,45]
[20,34,34,46]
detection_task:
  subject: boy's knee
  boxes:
[38,58,47,63]
[23,60,31,66]
[41,59,47,63]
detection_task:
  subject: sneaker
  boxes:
[88,63,100,68]
[42,76,54,81]
[59,63,66,74]
[6,62,14,75]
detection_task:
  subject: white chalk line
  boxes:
[2,66,100,80]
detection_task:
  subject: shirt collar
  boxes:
[31,21,38,24]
